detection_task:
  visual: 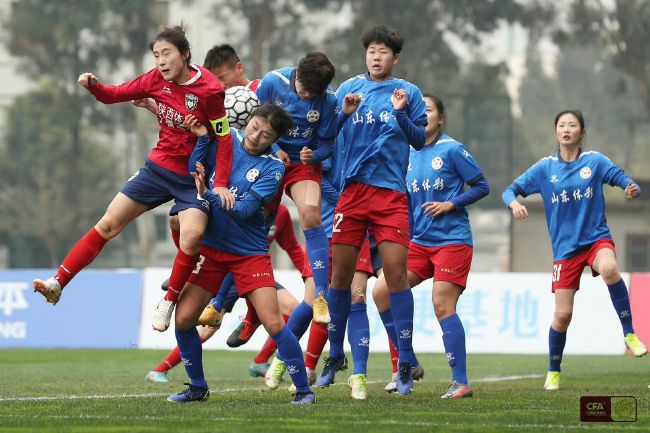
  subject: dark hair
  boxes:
[296,52,336,96]
[361,25,404,54]
[203,44,240,70]
[150,26,191,64]
[423,93,445,115]
[554,110,585,131]
[252,104,293,137]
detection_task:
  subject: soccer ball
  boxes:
[224,86,260,129]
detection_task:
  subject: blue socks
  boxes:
[439,314,467,384]
[607,278,634,335]
[379,308,419,367]
[348,303,369,374]
[175,327,207,389]
[389,289,415,365]
[327,288,351,359]
[304,226,330,296]
[548,327,567,372]
[277,301,313,362]
[211,273,234,311]
[273,326,311,393]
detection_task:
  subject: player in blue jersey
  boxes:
[373,95,489,398]
[503,110,647,391]
[317,26,428,395]
[255,52,337,327]
[167,104,316,405]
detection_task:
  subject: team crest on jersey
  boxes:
[185,93,199,110]
[306,110,320,122]
[580,167,592,179]
[274,171,282,182]
[431,157,444,170]
[246,168,260,182]
[550,175,558,183]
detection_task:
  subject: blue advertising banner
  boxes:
[0,269,142,348]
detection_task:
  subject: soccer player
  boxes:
[502,109,647,391]
[145,204,302,383]
[168,104,315,404]
[374,95,489,398]
[204,43,259,91]
[32,26,234,333]
[317,26,427,395]
[256,52,338,325]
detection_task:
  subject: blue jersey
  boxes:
[407,135,484,247]
[336,73,427,194]
[502,150,638,260]
[199,129,285,255]
[256,67,338,163]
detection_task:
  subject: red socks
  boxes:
[305,321,328,370]
[55,228,108,288]
[244,298,260,324]
[164,249,199,302]
[389,337,399,373]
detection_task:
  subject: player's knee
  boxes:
[263,318,285,336]
[96,214,123,239]
[599,261,619,282]
[179,229,202,255]
[383,268,408,292]
[433,302,455,320]
[298,206,322,229]
[554,311,572,328]
[168,215,180,231]
[174,313,196,330]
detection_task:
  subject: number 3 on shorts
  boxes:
[552,263,562,283]
[192,255,206,275]
[333,213,344,233]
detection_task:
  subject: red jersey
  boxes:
[88,64,233,186]
[268,204,305,272]
[245,79,261,92]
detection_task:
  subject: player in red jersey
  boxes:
[32,26,234,333]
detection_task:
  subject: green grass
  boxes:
[0,349,648,433]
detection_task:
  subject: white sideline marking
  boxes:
[474,374,544,382]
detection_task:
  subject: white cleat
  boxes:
[152,298,175,332]
[384,372,398,393]
[33,277,62,305]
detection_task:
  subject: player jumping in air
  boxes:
[503,109,647,391]
[33,26,234,333]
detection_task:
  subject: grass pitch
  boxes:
[0,349,647,432]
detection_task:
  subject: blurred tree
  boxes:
[2,0,160,266]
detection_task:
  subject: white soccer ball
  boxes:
[224,86,261,129]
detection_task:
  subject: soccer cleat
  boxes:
[624,333,648,357]
[384,372,398,393]
[312,292,331,325]
[288,368,316,393]
[544,371,560,390]
[160,278,169,292]
[397,362,413,395]
[145,371,169,383]
[440,381,473,399]
[316,356,348,387]
[152,298,175,332]
[227,319,261,348]
[291,391,316,405]
[347,374,368,400]
[197,304,224,329]
[33,277,62,305]
[167,383,209,403]
[412,363,425,381]
[264,357,286,390]
[249,361,270,378]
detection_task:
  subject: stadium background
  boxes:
[0,2,649,432]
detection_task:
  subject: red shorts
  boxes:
[551,239,615,292]
[331,182,410,248]
[407,242,473,288]
[303,238,374,278]
[187,246,276,296]
[267,162,322,219]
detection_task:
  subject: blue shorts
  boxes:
[370,235,382,274]
[120,159,209,215]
